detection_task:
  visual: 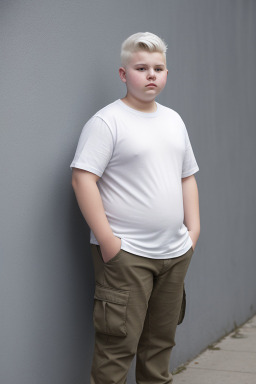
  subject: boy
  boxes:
[71,32,200,384]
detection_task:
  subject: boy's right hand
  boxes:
[99,236,122,264]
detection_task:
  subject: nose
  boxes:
[147,69,156,80]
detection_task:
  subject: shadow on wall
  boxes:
[66,187,95,379]
[67,184,95,304]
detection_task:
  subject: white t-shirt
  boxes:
[71,99,199,259]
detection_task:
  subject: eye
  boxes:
[137,67,146,71]
[155,68,163,72]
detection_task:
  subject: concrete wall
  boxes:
[1,1,255,383]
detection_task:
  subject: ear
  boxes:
[119,67,127,83]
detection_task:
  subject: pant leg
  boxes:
[90,245,159,384]
[136,247,193,384]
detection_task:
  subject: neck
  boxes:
[121,95,157,113]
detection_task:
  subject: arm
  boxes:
[182,174,200,250]
[71,168,121,262]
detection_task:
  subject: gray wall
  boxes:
[1,1,256,383]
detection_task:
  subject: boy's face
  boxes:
[119,50,168,105]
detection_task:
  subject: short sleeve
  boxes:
[70,116,114,177]
[182,127,199,178]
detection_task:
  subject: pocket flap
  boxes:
[94,284,129,306]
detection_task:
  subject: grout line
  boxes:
[187,367,256,375]
[215,349,256,354]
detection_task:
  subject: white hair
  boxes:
[121,32,168,66]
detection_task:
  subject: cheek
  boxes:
[127,72,144,87]
[159,74,168,87]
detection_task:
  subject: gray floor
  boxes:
[173,315,256,384]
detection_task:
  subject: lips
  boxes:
[146,83,157,87]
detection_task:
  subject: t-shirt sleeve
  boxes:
[70,116,114,177]
[182,126,199,178]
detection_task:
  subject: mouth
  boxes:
[146,83,157,87]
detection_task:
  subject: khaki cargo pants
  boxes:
[90,245,193,384]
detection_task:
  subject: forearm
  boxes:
[72,169,113,245]
[71,168,121,262]
[182,175,200,249]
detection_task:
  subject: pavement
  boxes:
[173,315,256,384]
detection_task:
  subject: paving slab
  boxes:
[173,367,256,384]
[219,332,256,353]
[173,315,256,384]
[185,349,256,373]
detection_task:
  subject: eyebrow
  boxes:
[134,63,165,67]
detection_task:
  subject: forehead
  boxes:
[127,50,166,66]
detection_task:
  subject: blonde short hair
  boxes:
[121,32,168,66]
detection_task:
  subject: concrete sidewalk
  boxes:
[173,315,256,384]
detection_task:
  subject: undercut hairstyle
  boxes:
[120,32,168,66]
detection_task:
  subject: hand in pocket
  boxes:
[100,236,121,263]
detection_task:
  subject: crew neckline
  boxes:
[117,99,160,118]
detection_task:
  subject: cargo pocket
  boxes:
[93,284,129,337]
